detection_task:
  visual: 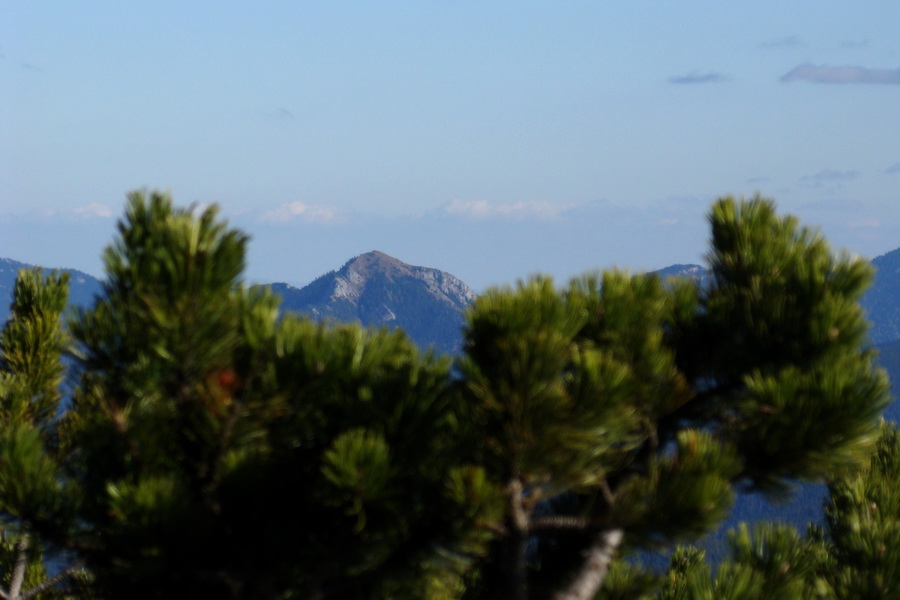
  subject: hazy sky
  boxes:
[3,2,899,290]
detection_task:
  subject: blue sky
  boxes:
[2,2,899,290]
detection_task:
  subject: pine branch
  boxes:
[20,563,84,600]
[207,394,245,500]
[530,515,603,534]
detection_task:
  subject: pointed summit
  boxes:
[271,251,476,352]
[345,250,408,275]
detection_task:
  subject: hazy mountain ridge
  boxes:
[654,263,713,287]
[0,258,104,319]
[4,247,899,346]
[0,253,478,354]
[863,248,900,345]
[653,250,900,346]
[2,249,897,347]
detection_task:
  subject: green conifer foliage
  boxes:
[824,421,900,598]
[457,195,888,600]
[0,269,81,599]
[2,191,886,600]
[655,423,900,600]
[63,191,492,598]
[0,270,69,429]
[658,547,712,600]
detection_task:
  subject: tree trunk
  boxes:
[5,533,29,600]
[489,527,529,600]
[503,478,529,600]
[552,529,623,600]
[0,533,83,600]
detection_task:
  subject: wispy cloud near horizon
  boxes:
[10,204,116,220]
[260,201,344,224]
[781,64,900,84]
[667,71,728,84]
[441,199,574,221]
[73,203,115,219]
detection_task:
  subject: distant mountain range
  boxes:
[0,251,478,354]
[2,248,899,348]
[0,258,103,316]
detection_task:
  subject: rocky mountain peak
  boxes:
[329,251,476,310]
[272,251,477,353]
[344,250,409,277]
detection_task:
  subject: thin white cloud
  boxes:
[886,163,900,175]
[260,201,344,224]
[73,203,115,218]
[667,72,728,84]
[2,203,116,220]
[441,199,574,221]
[781,64,900,84]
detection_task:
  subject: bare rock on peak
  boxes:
[270,251,476,353]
